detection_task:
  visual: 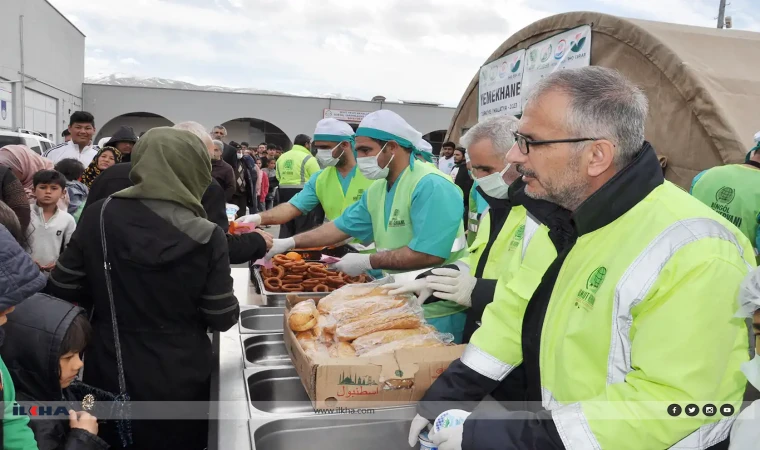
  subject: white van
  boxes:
[0,129,55,155]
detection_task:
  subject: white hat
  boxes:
[754,131,760,143]
[313,118,355,143]
[416,138,433,154]
[356,110,422,149]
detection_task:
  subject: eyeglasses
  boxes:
[513,131,598,155]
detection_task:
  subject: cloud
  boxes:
[50,0,760,105]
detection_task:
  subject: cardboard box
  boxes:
[284,294,465,409]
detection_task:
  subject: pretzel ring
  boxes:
[308,266,330,278]
[306,262,327,270]
[325,277,346,288]
[346,274,368,283]
[273,254,290,266]
[301,279,322,289]
[281,284,303,292]
[313,284,330,293]
[290,266,309,274]
[262,266,285,279]
[282,274,305,283]
[264,277,283,292]
[324,270,341,278]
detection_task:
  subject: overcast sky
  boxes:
[50,0,760,106]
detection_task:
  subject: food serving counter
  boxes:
[209,268,417,450]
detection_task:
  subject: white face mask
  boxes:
[476,163,511,199]
[316,143,344,168]
[358,143,393,180]
[742,351,760,390]
[236,152,243,160]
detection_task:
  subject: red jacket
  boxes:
[259,173,269,203]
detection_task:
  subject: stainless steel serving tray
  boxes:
[251,266,331,307]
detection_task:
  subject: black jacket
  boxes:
[104,127,137,148]
[1,293,109,450]
[453,162,474,218]
[46,197,239,449]
[221,143,237,168]
[83,163,268,264]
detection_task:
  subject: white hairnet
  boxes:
[737,267,760,317]
[98,137,111,148]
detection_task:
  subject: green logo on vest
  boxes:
[353,189,365,201]
[575,266,607,311]
[715,187,735,205]
[509,225,525,250]
[284,160,294,170]
[389,208,406,228]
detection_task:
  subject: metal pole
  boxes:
[717,0,727,28]
[19,15,25,128]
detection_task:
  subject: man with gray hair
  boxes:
[411,66,755,450]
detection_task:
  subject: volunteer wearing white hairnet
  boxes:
[730,268,760,449]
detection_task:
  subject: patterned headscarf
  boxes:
[79,146,123,188]
[0,145,54,198]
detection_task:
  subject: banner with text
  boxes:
[323,109,370,124]
[521,25,592,108]
[478,49,526,121]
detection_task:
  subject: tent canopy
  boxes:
[448,12,760,188]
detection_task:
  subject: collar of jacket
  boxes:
[572,141,663,236]
[289,145,311,156]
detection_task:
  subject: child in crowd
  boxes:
[0,202,48,450]
[54,158,89,221]
[28,170,76,272]
[1,294,108,450]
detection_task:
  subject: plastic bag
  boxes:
[359,332,455,357]
[738,267,760,318]
[335,304,424,342]
[317,282,411,314]
[329,296,408,325]
[351,326,437,355]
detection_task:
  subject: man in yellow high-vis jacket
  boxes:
[275,134,321,237]
[411,67,755,450]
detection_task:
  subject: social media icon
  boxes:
[667,404,682,417]
[720,404,735,417]
[685,404,699,417]
[703,404,716,416]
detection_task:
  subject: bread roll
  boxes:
[329,341,357,358]
[288,300,319,332]
[335,308,421,342]
[313,314,335,338]
[352,327,435,355]
[316,285,400,314]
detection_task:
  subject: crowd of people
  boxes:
[0,65,759,450]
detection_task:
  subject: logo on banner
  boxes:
[571,32,587,53]
[527,49,539,69]
[510,54,521,73]
[554,39,567,60]
[499,61,508,79]
[540,44,553,63]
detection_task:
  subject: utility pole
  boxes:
[19,15,25,128]
[717,0,727,28]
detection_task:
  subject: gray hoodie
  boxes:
[0,225,46,314]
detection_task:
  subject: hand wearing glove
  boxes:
[407,414,431,447]
[235,214,262,226]
[333,253,373,276]
[426,268,477,307]
[384,279,433,306]
[429,425,463,450]
[265,237,295,259]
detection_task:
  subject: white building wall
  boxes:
[0,0,85,141]
[83,84,455,148]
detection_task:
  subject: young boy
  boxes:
[1,293,108,450]
[54,158,89,221]
[28,170,76,272]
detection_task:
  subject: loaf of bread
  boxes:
[316,285,400,314]
[313,314,336,338]
[329,341,357,358]
[352,326,435,355]
[330,297,406,324]
[335,307,421,342]
[288,299,319,332]
[360,333,448,357]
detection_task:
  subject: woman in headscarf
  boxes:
[46,128,240,450]
[0,145,54,200]
[79,146,122,188]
